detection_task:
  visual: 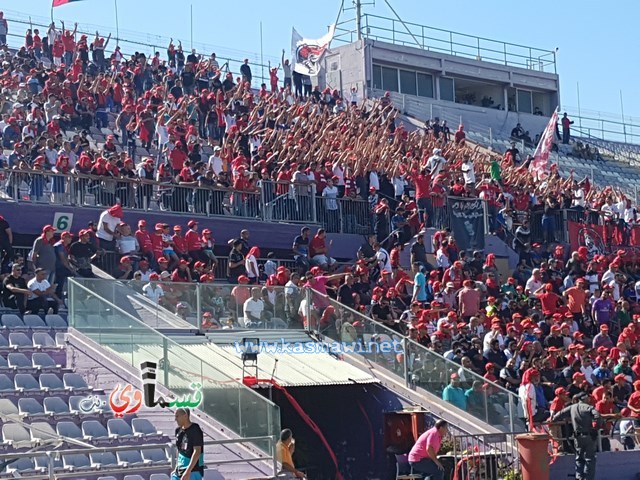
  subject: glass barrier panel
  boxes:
[69,278,280,453]
[310,289,523,432]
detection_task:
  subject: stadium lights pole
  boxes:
[260,21,264,82]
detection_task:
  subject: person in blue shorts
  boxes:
[172,408,204,480]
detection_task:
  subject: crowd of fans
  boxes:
[3,14,640,446]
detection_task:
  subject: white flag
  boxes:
[291,24,335,77]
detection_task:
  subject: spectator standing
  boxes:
[240,59,252,84]
[96,205,123,252]
[31,225,57,284]
[562,112,574,144]
[0,12,7,45]
[69,229,98,278]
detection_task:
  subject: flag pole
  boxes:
[114,0,120,46]
[50,1,54,25]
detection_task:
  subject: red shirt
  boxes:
[538,292,561,315]
[309,236,326,258]
[413,174,431,200]
[592,385,607,403]
[172,234,186,254]
[628,391,640,418]
[549,396,566,414]
[149,233,164,260]
[62,34,75,52]
[431,183,446,208]
[184,229,203,252]
[135,229,152,254]
[170,148,188,171]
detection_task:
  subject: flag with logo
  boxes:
[529,108,559,179]
[53,0,83,7]
[291,24,335,77]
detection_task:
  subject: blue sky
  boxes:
[2,0,639,124]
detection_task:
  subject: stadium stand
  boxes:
[2,5,640,479]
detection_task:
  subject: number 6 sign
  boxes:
[53,213,74,232]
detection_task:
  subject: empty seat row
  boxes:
[4,449,169,472]
[3,419,166,449]
[0,352,61,371]
[1,314,67,330]
[1,331,66,350]
[0,372,89,394]
[0,395,115,419]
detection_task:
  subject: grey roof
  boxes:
[185,343,379,388]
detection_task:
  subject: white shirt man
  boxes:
[426,150,446,177]
[436,248,450,269]
[524,273,543,299]
[461,159,475,185]
[375,247,392,274]
[27,276,52,301]
[243,296,264,322]
[97,209,121,242]
[143,283,164,304]
[322,184,339,210]
[392,175,406,197]
[573,188,585,208]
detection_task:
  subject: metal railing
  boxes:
[335,14,557,73]
[2,9,278,88]
[68,278,281,453]
[315,196,374,235]
[448,431,519,480]
[0,436,277,480]
[0,169,320,224]
[306,289,523,432]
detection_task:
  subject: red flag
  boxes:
[529,109,559,179]
[53,0,83,7]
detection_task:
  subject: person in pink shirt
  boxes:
[408,419,448,479]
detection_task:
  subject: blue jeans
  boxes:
[410,458,444,480]
[172,472,202,480]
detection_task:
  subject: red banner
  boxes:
[53,0,83,7]
[567,220,640,257]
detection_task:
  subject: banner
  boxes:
[53,0,83,6]
[567,220,640,258]
[529,109,559,179]
[447,197,485,251]
[291,24,335,77]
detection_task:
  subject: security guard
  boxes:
[550,393,602,480]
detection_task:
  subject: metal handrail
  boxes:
[2,9,278,86]
[334,13,556,72]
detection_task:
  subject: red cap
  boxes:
[600,324,609,331]
[238,275,250,284]
[149,273,160,280]
[573,331,584,338]
[615,374,627,382]
[120,256,131,264]
[173,225,182,231]
[573,372,586,380]
[555,387,567,396]
[158,257,169,264]
[60,231,72,238]
[187,220,198,228]
[138,219,146,226]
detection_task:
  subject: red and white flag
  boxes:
[529,109,559,179]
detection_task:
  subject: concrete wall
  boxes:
[367,40,559,92]
[322,39,558,141]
